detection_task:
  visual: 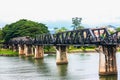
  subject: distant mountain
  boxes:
[107,25,116,29]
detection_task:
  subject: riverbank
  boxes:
[45,48,97,54]
[1,47,118,56]
[0,49,18,56]
[68,48,96,53]
[0,48,96,56]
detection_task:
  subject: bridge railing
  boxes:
[104,31,120,45]
[35,33,55,45]
[91,28,110,42]
[52,28,96,45]
[8,28,120,46]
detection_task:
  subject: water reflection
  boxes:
[100,75,117,80]
[20,55,52,74]
[57,64,68,76]
[0,53,120,80]
[34,59,44,65]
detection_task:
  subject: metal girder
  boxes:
[54,28,95,45]
[8,28,120,46]
[103,31,120,45]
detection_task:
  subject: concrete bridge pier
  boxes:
[13,44,18,52]
[34,45,44,59]
[32,46,35,55]
[24,44,33,57]
[99,45,117,75]
[18,44,25,55]
[8,45,13,50]
[55,46,68,65]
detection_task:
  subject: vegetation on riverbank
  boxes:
[0,44,96,56]
[44,45,96,53]
[0,49,18,56]
[1,46,120,56]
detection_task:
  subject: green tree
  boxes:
[76,26,84,30]
[72,17,82,30]
[2,19,49,42]
[54,27,68,33]
[0,28,3,42]
[116,27,120,32]
[57,27,68,33]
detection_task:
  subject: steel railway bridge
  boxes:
[6,28,120,75]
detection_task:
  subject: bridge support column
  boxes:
[18,44,25,55]
[24,44,33,57]
[56,46,68,65]
[34,45,44,59]
[32,46,35,55]
[99,45,117,75]
[13,44,18,52]
[8,45,13,50]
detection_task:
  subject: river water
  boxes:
[0,52,120,80]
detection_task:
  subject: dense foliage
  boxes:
[54,27,68,33]
[116,27,120,32]
[0,28,3,42]
[2,19,49,42]
[72,17,83,30]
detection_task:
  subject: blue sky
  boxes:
[0,0,120,30]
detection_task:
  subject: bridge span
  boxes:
[6,28,120,75]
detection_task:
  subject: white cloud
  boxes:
[0,0,120,26]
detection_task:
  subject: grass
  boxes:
[68,48,95,52]
[0,49,18,56]
[0,46,96,57]
[44,45,96,53]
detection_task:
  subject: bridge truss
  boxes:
[8,28,120,46]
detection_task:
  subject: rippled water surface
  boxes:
[0,52,120,80]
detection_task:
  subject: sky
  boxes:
[0,0,120,30]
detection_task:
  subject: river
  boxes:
[0,52,120,80]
